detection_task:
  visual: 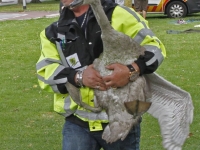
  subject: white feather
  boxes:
[146,73,194,150]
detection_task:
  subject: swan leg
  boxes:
[124,100,151,117]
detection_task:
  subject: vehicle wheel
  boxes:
[166,1,187,18]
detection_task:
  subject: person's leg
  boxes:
[92,122,141,150]
[142,10,147,19]
[134,0,144,17]
[62,120,101,150]
[142,0,148,19]
[134,0,141,14]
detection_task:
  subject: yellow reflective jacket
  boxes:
[36,1,166,131]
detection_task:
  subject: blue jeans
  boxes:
[62,120,141,150]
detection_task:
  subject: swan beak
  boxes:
[69,0,83,9]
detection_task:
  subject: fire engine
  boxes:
[59,0,200,18]
[116,0,200,18]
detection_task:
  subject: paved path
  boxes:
[0,1,17,6]
[0,11,59,21]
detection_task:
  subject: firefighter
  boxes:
[36,0,166,149]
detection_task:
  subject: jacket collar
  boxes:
[58,0,117,27]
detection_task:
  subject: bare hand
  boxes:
[103,63,130,88]
[82,65,107,91]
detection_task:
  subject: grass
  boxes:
[0,1,60,12]
[141,13,200,150]
[0,17,62,150]
[0,2,200,150]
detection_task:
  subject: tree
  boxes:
[124,0,132,7]
[31,0,41,3]
[18,0,23,4]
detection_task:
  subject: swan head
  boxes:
[69,0,95,9]
[69,0,83,9]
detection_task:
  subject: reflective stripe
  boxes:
[75,110,108,121]
[36,58,61,70]
[144,45,164,66]
[38,74,60,92]
[48,65,68,82]
[120,6,141,22]
[141,21,148,28]
[51,84,60,93]
[64,96,76,116]
[134,28,155,44]
[72,18,77,23]
[155,38,161,45]
[37,74,67,85]
[37,74,45,82]
[56,33,69,68]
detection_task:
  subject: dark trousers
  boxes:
[62,120,141,150]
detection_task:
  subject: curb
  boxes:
[0,11,60,21]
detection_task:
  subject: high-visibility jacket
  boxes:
[36,0,166,131]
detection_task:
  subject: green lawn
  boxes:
[141,13,200,150]
[0,2,200,150]
[0,1,60,12]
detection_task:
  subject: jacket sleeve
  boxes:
[36,29,77,94]
[111,6,166,75]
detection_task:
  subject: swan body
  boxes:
[67,0,194,149]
